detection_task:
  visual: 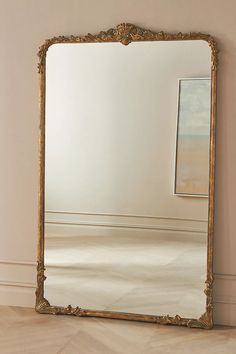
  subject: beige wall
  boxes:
[0,0,235,325]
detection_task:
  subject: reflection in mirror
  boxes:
[175,78,211,196]
[44,40,211,319]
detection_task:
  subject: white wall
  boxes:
[45,41,210,235]
[0,0,235,325]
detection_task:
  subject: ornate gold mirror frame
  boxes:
[36,23,218,329]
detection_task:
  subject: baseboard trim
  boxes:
[0,285,35,308]
[0,280,35,288]
[214,302,236,326]
[0,260,36,266]
[213,273,236,325]
[214,273,236,280]
[0,260,36,308]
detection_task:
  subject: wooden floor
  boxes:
[0,306,235,353]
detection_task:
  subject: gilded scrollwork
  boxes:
[37,23,218,73]
[36,301,83,316]
[36,23,217,329]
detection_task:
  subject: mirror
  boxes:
[36,24,217,329]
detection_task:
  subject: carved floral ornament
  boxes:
[38,23,218,73]
[36,23,217,329]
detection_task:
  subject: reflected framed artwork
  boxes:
[175,78,211,197]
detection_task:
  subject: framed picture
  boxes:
[174,78,211,197]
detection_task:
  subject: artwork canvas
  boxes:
[175,78,211,196]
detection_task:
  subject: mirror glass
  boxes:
[44,40,211,319]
